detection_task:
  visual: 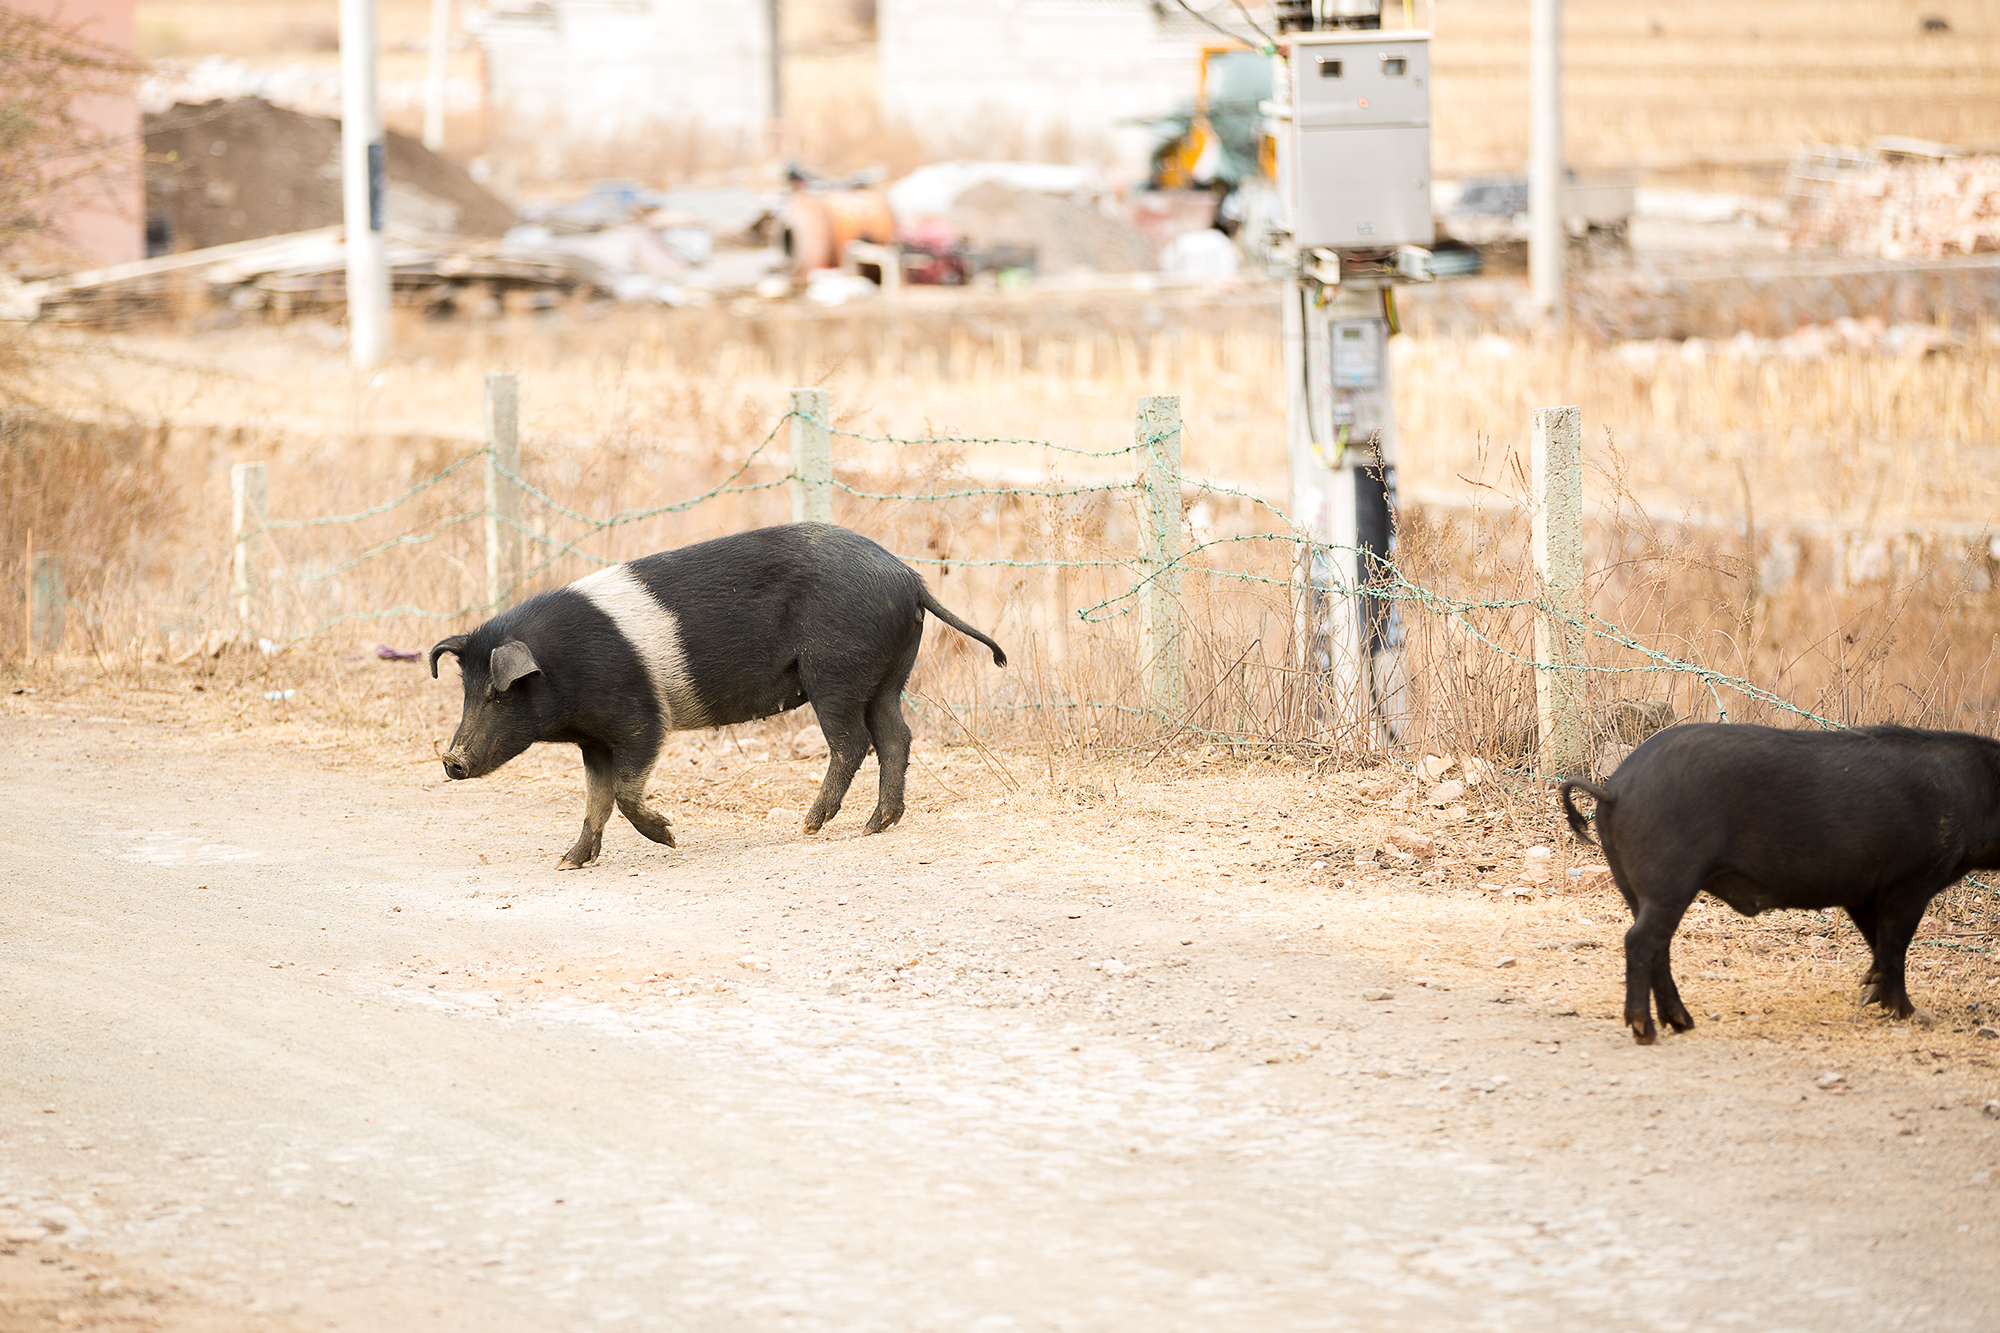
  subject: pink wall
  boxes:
[4,0,142,268]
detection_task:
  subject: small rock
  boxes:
[1983,1100,2000,1119]
[1817,1071,1847,1088]
[1362,989,1394,1002]
[1426,779,1466,806]
[766,806,802,824]
[1520,867,1553,886]
[1495,956,1518,968]
[1097,958,1128,975]
[2,1225,47,1243]
[1978,1026,1999,1040]
[736,954,771,971]
[1418,754,1455,780]
[1387,827,1435,858]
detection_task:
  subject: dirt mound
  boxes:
[144,97,515,253]
[950,181,1158,275]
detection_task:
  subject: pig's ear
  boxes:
[490,640,542,693]
[428,634,471,679]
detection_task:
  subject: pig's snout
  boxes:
[441,752,471,781]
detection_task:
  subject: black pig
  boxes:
[1560,722,2000,1045]
[430,523,1006,869]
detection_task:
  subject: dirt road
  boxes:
[4,687,1999,1332]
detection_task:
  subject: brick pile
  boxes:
[1791,156,2000,259]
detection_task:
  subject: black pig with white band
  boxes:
[430,523,1006,869]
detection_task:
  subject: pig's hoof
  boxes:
[556,856,594,871]
[1665,1011,1696,1033]
[1629,1019,1657,1046]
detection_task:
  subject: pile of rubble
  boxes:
[4,92,1232,326]
[1788,150,2000,259]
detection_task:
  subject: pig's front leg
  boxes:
[615,760,676,848]
[558,742,617,869]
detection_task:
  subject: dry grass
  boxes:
[1428,0,2000,180]
[12,300,2000,777]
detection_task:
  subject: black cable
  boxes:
[1226,0,1279,47]
[1170,0,1271,52]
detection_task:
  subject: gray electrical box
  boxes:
[1285,30,1433,250]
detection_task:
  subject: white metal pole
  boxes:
[1528,0,1564,318]
[341,0,391,367]
[423,0,450,152]
[767,0,783,151]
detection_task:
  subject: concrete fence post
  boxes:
[1137,394,1185,718]
[790,386,832,524]
[231,461,270,642]
[28,551,63,658]
[485,371,524,608]
[1533,405,1588,775]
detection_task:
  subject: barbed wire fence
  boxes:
[47,369,1953,943]
[221,370,1877,767]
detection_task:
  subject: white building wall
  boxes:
[880,0,1246,175]
[472,0,771,151]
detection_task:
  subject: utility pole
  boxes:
[1275,5,1431,743]
[341,0,391,367]
[767,0,783,152]
[423,0,450,152]
[1528,0,1564,317]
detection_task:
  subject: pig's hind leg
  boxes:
[614,753,676,850]
[1649,936,1697,1034]
[1859,889,1940,1019]
[860,637,921,835]
[558,742,618,870]
[1622,875,1699,1045]
[804,692,873,835]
